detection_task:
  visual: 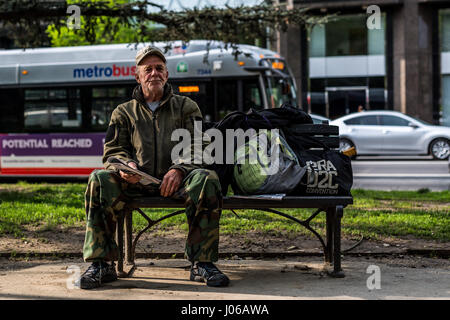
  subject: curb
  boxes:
[353,173,450,180]
[353,174,450,179]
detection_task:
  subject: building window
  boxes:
[442,75,450,126]
[369,89,386,110]
[307,12,387,117]
[309,25,325,58]
[440,9,450,53]
[309,13,386,57]
[310,92,326,116]
[440,9,450,126]
[326,15,368,56]
[368,14,386,55]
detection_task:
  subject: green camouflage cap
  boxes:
[135,46,167,65]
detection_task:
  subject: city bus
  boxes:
[0,40,298,177]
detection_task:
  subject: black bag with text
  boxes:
[291,149,353,196]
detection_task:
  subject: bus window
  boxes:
[216,79,238,120]
[0,89,22,132]
[25,88,67,100]
[24,88,82,131]
[24,104,82,129]
[171,81,214,122]
[243,78,263,111]
[91,86,130,130]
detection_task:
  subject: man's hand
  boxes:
[119,161,141,184]
[160,169,184,197]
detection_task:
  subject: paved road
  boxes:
[0,156,448,191]
[352,158,450,191]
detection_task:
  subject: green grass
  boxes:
[0,182,449,241]
[0,181,86,237]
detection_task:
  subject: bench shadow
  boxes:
[91,264,330,298]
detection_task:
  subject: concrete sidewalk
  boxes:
[0,256,449,300]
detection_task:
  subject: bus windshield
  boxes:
[264,75,298,108]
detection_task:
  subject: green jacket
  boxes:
[103,84,204,180]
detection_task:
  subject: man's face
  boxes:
[135,55,169,95]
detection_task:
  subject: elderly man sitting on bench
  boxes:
[76,46,229,289]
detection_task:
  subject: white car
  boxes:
[330,110,450,160]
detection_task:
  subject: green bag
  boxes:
[233,130,306,195]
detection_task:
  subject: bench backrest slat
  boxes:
[287,124,340,149]
[296,136,340,149]
[289,124,339,136]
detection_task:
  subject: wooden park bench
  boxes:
[114,123,354,279]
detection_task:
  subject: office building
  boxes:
[278,0,450,125]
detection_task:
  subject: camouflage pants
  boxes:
[83,168,222,263]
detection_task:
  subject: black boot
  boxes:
[76,261,117,289]
[190,262,230,287]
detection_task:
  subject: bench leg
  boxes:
[115,214,127,278]
[124,209,137,277]
[325,208,334,264]
[124,209,133,264]
[329,205,345,278]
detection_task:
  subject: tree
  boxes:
[46,0,158,47]
[0,0,333,49]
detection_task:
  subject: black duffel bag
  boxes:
[290,148,353,197]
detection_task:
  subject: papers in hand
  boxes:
[107,156,161,185]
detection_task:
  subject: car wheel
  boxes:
[429,138,450,160]
[339,138,357,159]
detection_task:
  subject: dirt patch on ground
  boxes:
[0,225,448,258]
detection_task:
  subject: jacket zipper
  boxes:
[153,111,158,177]
[152,96,170,178]
[137,90,170,178]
